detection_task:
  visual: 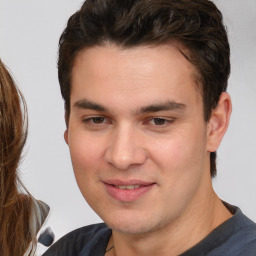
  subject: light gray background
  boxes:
[0,0,255,246]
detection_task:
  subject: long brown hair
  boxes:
[0,59,35,255]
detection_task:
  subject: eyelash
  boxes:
[82,116,109,125]
[146,117,174,126]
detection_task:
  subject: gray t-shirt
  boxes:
[43,205,256,256]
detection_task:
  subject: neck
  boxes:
[108,182,232,256]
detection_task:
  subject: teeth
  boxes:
[118,185,127,189]
[115,185,141,190]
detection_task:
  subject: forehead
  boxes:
[70,43,202,111]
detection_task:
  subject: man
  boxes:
[44,0,256,255]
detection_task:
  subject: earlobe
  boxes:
[64,130,69,145]
[207,92,232,152]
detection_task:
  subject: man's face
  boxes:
[66,44,214,234]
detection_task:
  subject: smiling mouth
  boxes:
[104,181,155,202]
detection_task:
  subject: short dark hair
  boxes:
[58,0,230,177]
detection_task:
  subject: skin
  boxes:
[65,43,232,256]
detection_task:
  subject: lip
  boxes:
[103,179,155,202]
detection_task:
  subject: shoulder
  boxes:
[43,223,110,256]
[228,212,256,255]
[211,207,256,256]
[30,199,50,236]
[181,204,256,256]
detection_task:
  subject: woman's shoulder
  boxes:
[29,198,50,237]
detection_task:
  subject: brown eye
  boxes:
[153,118,166,125]
[92,117,105,124]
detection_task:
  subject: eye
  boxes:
[145,117,175,129]
[152,118,167,126]
[91,117,105,124]
[82,116,108,126]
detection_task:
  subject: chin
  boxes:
[105,215,163,235]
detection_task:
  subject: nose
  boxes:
[104,125,147,170]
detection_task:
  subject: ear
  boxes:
[206,92,232,152]
[64,129,69,145]
[64,111,69,145]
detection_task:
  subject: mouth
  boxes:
[113,185,141,190]
[103,180,155,202]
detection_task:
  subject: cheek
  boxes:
[149,135,190,167]
[68,132,105,178]
[68,133,106,204]
[151,129,208,210]
[150,127,207,175]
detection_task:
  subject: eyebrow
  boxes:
[138,101,186,114]
[73,99,186,114]
[74,99,108,112]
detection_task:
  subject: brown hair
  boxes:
[0,59,34,256]
[58,0,230,176]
